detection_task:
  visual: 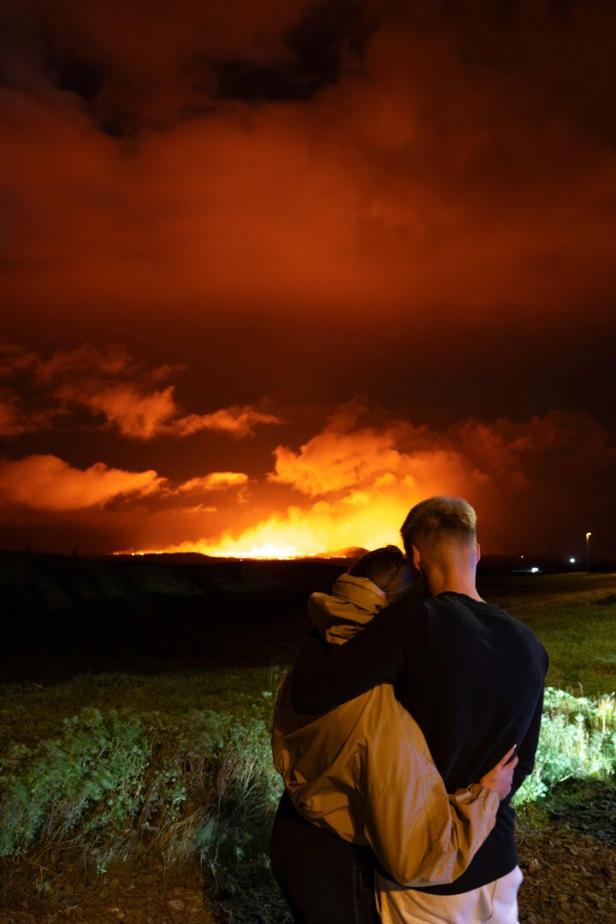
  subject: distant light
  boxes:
[520,554,525,559]
[586,531,592,540]
[530,566,540,574]
[569,557,576,564]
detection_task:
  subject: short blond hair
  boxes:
[401,496,477,551]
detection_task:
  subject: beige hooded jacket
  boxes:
[272,574,500,898]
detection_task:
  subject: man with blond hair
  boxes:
[289,496,547,922]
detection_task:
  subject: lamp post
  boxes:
[585,531,592,573]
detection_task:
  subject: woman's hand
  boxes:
[479,745,519,800]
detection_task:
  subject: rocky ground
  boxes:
[3,785,616,924]
[0,856,216,924]
[517,826,616,923]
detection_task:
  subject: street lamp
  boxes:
[585,531,592,573]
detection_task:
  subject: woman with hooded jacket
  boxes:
[270,546,517,923]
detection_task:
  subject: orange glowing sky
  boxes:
[1,0,615,558]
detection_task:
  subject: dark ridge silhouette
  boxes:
[1,549,612,682]
[0,550,346,680]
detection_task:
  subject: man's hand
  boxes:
[479,745,519,800]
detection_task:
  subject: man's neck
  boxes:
[425,572,484,602]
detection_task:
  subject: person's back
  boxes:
[383,589,546,894]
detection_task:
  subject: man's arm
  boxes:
[511,645,549,795]
[289,593,427,715]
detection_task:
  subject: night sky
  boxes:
[1,0,615,558]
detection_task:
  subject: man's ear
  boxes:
[411,545,422,573]
[476,541,481,564]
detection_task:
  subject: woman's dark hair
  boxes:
[348,545,412,603]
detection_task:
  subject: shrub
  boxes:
[0,708,283,890]
[0,709,151,858]
[514,689,616,804]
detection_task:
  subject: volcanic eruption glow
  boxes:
[116,489,417,560]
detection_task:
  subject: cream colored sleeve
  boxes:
[360,688,500,888]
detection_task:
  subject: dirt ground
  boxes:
[517,825,616,923]
[2,818,615,924]
[0,856,216,924]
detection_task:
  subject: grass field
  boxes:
[1,571,615,922]
[481,572,616,695]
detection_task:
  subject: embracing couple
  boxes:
[270,496,548,923]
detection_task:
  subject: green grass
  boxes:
[0,667,284,753]
[481,573,616,695]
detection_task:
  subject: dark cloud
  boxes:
[2,0,377,132]
[0,343,280,440]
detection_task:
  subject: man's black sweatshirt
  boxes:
[289,590,548,895]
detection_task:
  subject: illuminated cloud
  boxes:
[173,406,281,438]
[34,343,135,382]
[0,382,56,437]
[0,343,38,379]
[0,4,614,556]
[0,343,279,440]
[3,0,616,333]
[271,412,404,495]
[175,472,249,492]
[58,382,177,439]
[4,0,323,130]
[0,455,164,511]
[69,386,280,439]
[141,407,614,558]
[2,403,612,556]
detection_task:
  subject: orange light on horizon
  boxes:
[116,538,327,561]
[113,494,409,560]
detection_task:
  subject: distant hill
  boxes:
[0,549,345,617]
[0,549,348,677]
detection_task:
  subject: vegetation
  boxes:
[0,709,289,921]
[1,686,614,920]
[514,688,615,804]
[0,667,282,752]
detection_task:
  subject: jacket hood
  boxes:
[308,573,386,645]
[273,573,386,838]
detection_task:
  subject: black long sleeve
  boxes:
[289,592,427,715]
[511,648,549,795]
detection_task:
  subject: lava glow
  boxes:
[120,543,303,560]
[120,528,325,561]
[117,493,411,560]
